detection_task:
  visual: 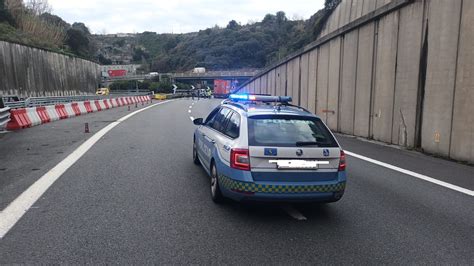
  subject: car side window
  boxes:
[223,112,240,139]
[210,108,231,132]
[205,107,221,126]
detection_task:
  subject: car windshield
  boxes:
[248,115,338,147]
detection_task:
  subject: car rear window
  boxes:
[248,115,339,147]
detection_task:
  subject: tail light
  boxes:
[339,150,346,171]
[231,149,250,171]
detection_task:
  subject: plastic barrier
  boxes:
[84,101,93,113]
[45,106,60,122]
[71,103,82,116]
[94,100,102,112]
[77,102,88,115]
[25,107,42,127]
[55,105,68,119]
[90,101,98,112]
[64,103,76,118]
[6,95,152,130]
[36,107,51,124]
[7,109,31,130]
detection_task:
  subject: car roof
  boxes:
[222,101,317,118]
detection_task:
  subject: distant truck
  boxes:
[193,67,206,74]
[213,79,231,98]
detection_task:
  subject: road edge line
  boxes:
[345,150,474,197]
[0,100,172,239]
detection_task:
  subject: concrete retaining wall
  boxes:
[0,41,100,98]
[239,0,474,164]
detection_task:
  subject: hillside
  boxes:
[94,0,340,72]
[1,0,340,70]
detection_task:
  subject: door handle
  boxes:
[210,139,216,144]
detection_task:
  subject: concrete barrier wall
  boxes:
[239,0,474,164]
[0,41,100,98]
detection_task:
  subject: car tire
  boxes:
[193,139,200,165]
[210,162,224,203]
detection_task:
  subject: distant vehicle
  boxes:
[193,67,206,74]
[96,88,110,96]
[149,72,159,76]
[213,80,231,98]
[192,94,346,203]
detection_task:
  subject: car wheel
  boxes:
[210,162,224,203]
[193,140,200,165]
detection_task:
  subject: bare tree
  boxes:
[24,0,51,16]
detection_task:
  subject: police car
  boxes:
[192,94,346,203]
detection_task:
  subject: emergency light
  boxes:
[229,94,292,103]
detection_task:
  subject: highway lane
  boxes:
[0,98,473,264]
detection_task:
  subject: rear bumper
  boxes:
[219,174,346,202]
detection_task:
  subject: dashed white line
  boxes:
[0,100,173,239]
[188,110,192,113]
[190,116,195,122]
[345,151,474,197]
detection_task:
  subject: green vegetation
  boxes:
[96,0,340,72]
[0,0,97,60]
[1,0,341,68]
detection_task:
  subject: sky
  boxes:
[47,0,325,34]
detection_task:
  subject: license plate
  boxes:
[269,160,329,169]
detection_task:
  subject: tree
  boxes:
[71,22,90,35]
[262,14,276,25]
[276,11,287,25]
[24,0,51,16]
[39,12,69,29]
[0,0,14,25]
[226,20,239,30]
[65,28,89,55]
[325,0,341,10]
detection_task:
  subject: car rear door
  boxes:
[247,115,341,182]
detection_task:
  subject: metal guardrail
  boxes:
[3,93,151,109]
[0,107,11,131]
[109,90,150,95]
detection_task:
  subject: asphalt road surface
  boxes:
[0,98,473,264]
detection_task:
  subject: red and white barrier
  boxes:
[6,96,154,130]
[77,102,88,115]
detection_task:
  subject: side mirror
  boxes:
[193,118,204,126]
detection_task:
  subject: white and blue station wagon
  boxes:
[193,94,346,203]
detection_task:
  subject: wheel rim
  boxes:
[211,165,217,197]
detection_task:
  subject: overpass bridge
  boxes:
[102,70,259,86]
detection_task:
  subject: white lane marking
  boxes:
[189,106,193,109]
[0,101,173,239]
[281,204,307,221]
[189,116,194,122]
[345,151,474,197]
[188,110,192,113]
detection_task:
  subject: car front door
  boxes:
[200,108,232,171]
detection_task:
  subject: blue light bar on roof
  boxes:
[229,94,292,103]
[229,94,249,100]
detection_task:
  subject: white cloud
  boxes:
[48,0,325,34]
